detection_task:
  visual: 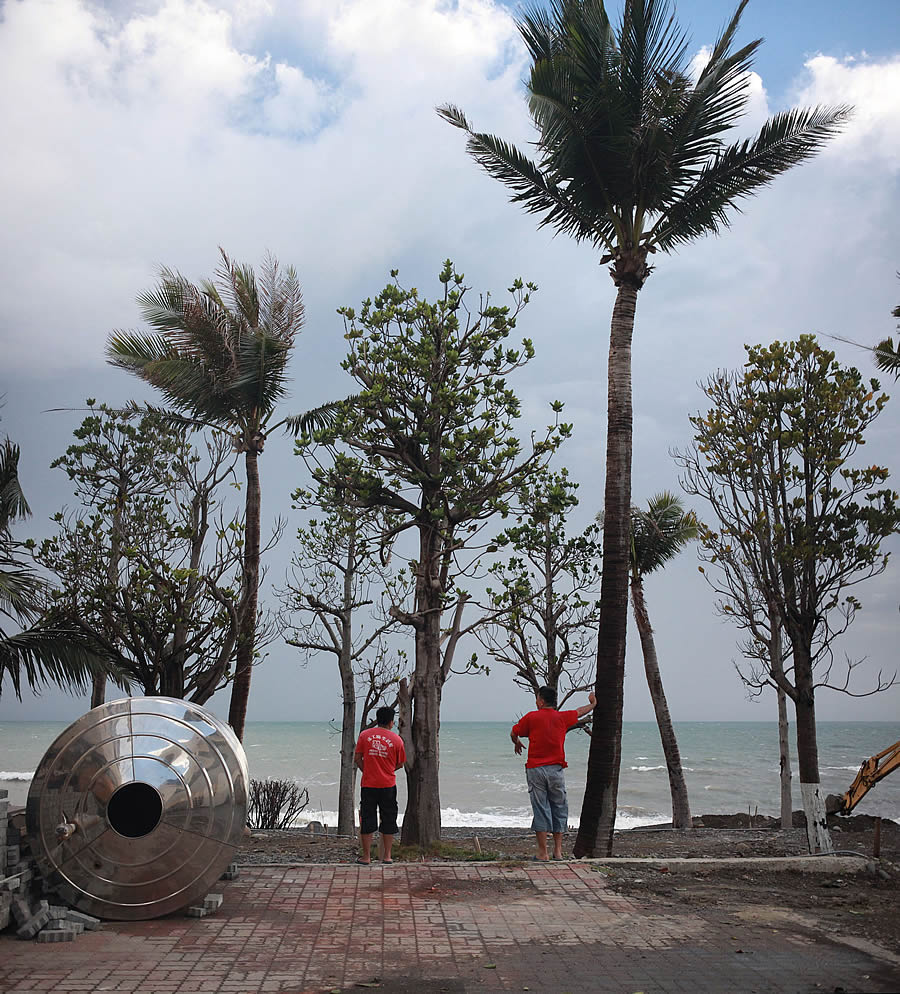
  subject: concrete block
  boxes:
[36,928,77,943]
[202,892,223,911]
[63,909,101,930]
[6,846,19,866]
[0,904,9,931]
[185,905,209,917]
[16,906,51,939]
[221,863,239,880]
[10,895,33,925]
[48,918,83,933]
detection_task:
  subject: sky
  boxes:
[1,0,899,727]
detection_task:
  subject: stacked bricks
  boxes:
[2,800,230,936]
[1,801,101,942]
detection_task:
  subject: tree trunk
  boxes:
[631,578,692,829]
[228,445,261,742]
[793,644,832,853]
[338,685,357,837]
[777,686,793,829]
[337,524,358,838]
[90,673,106,710]
[575,280,638,858]
[401,608,443,848]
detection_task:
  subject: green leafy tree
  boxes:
[478,469,601,705]
[278,479,411,836]
[1,433,116,699]
[628,491,697,829]
[106,250,339,740]
[439,0,848,857]
[678,336,900,852]
[301,261,570,847]
[36,404,252,703]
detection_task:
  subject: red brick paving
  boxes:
[1,863,898,993]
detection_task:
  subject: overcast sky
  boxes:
[1,0,899,727]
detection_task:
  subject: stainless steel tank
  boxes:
[25,696,248,921]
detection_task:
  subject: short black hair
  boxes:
[376,706,395,727]
[537,686,558,708]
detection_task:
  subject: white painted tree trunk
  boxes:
[800,782,833,854]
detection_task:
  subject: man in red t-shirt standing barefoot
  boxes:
[354,706,406,864]
[511,686,596,861]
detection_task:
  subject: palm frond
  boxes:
[619,0,690,124]
[0,565,44,623]
[281,397,356,437]
[0,621,122,701]
[652,104,851,250]
[630,490,698,578]
[873,337,900,378]
[436,104,616,250]
[217,248,260,328]
[0,439,30,530]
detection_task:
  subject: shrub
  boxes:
[247,777,310,830]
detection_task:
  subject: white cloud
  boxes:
[793,54,900,166]
[1,1,899,723]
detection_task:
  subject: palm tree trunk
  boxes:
[777,686,793,828]
[630,577,692,829]
[574,280,638,858]
[228,446,261,742]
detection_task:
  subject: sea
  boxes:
[2,720,898,829]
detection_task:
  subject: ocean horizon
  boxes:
[2,719,898,828]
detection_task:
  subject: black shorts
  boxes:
[359,786,399,835]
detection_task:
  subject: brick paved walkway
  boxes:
[1,863,898,993]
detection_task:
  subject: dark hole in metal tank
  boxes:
[107,782,163,838]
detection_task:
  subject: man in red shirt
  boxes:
[354,706,406,864]
[511,686,596,861]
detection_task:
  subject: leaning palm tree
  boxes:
[1,437,116,698]
[439,0,848,855]
[629,491,698,830]
[106,250,337,741]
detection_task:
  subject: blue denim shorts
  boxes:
[525,764,568,833]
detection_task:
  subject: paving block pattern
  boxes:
[0,863,898,992]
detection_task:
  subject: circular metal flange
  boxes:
[26,697,248,920]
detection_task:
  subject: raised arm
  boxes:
[574,692,596,720]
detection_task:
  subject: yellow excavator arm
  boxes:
[826,740,900,815]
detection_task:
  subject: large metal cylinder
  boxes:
[26,697,248,920]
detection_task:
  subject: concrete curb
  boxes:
[236,855,873,872]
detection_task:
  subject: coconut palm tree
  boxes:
[106,250,338,741]
[439,0,848,855]
[1,437,115,698]
[629,491,697,829]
